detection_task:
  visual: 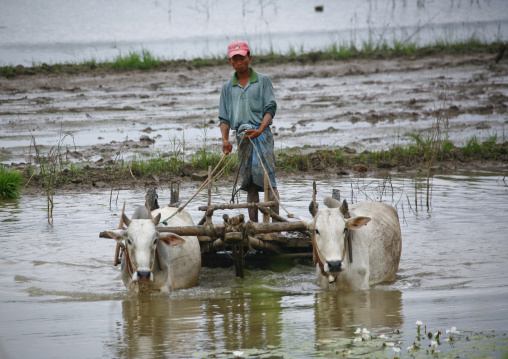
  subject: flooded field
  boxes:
[1,172,507,358]
[1,53,507,167]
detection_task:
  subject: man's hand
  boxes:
[222,139,233,154]
[243,129,262,140]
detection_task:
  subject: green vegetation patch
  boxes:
[0,165,24,200]
[191,326,508,358]
[1,39,504,78]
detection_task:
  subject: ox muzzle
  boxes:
[135,269,153,283]
[326,260,342,273]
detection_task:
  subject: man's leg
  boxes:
[247,183,259,222]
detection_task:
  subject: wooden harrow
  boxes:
[166,201,311,277]
[100,173,315,278]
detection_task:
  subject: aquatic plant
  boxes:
[0,165,24,200]
[434,331,442,341]
[430,340,439,354]
[446,326,460,341]
[29,131,76,224]
[416,320,423,336]
[195,324,506,358]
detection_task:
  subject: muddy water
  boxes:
[1,172,508,358]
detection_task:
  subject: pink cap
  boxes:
[228,41,250,58]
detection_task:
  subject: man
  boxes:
[218,40,279,222]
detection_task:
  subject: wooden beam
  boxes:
[100,220,308,239]
[198,201,277,211]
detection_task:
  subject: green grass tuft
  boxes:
[0,166,24,199]
[111,49,161,70]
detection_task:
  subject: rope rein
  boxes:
[161,132,296,225]
[122,243,158,277]
[160,143,239,225]
[246,137,294,218]
[312,227,351,280]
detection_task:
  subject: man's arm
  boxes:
[243,112,272,140]
[244,75,276,140]
[220,122,233,154]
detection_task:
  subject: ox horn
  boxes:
[122,213,131,227]
[309,181,319,217]
[145,195,153,220]
[340,199,349,217]
[308,200,319,217]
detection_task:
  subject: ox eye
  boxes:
[126,239,132,246]
[315,229,320,235]
[153,239,157,246]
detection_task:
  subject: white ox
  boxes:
[107,207,201,293]
[300,197,401,290]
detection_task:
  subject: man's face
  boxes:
[229,54,251,74]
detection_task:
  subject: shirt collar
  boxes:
[232,68,258,86]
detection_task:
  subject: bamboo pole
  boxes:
[207,166,212,207]
[263,174,270,223]
[101,220,308,239]
[159,221,307,236]
[198,201,277,211]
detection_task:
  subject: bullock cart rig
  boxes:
[166,200,311,278]
[100,173,322,278]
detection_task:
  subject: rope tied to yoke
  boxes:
[160,145,239,225]
[161,125,295,225]
[312,227,352,283]
[245,136,294,218]
[121,242,159,277]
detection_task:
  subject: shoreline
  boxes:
[1,48,507,196]
[17,143,508,195]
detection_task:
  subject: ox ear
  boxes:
[346,216,371,230]
[299,216,315,229]
[152,213,161,226]
[106,229,128,244]
[158,233,186,247]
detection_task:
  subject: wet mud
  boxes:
[1,53,507,191]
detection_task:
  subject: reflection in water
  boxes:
[109,295,203,358]
[107,288,403,358]
[203,288,283,351]
[111,288,285,357]
[314,290,403,341]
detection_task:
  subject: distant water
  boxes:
[1,0,508,67]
